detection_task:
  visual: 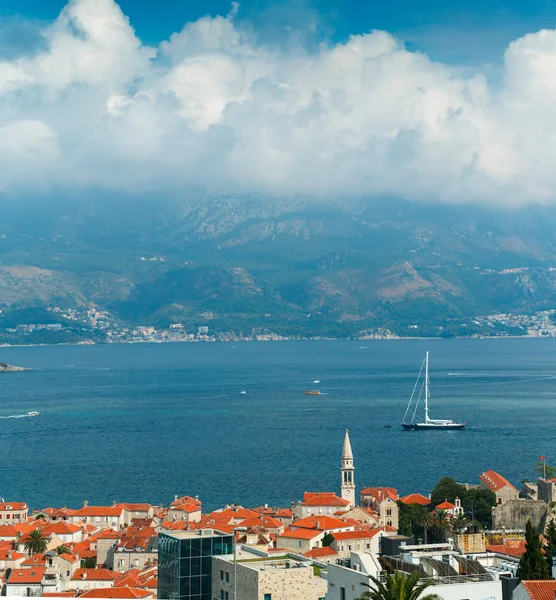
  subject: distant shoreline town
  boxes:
[1,431,554,600]
[0,306,556,347]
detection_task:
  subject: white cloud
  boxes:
[1,0,556,202]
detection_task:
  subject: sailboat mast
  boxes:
[425,351,430,423]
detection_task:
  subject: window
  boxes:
[220,590,225,600]
[298,541,302,547]
[264,595,272,600]
[225,572,229,583]
[340,587,346,600]
[387,520,392,527]
[220,570,224,581]
[225,593,229,600]
[386,509,392,516]
[498,498,502,505]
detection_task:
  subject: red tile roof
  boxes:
[79,587,153,599]
[170,503,201,513]
[436,501,456,510]
[22,554,47,566]
[332,528,383,541]
[520,581,556,600]
[360,487,398,502]
[72,568,118,581]
[7,567,45,584]
[73,506,124,518]
[275,509,293,518]
[486,540,527,558]
[0,525,18,538]
[400,494,431,506]
[40,522,81,535]
[170,496,201,508]
[43,593,76,597]
[0,502,27,511]
[480,470,517,492]
[0,548,25,560]
[238,516,284,530]
[114,504,152,512]
[278,527,323,540]
[300,493,350,507]
[303,546,338,559]
[292,515,352,531]
[209,507,258,520]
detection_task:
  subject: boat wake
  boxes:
[0,412,39,419]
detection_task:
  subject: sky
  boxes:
[2,0,556,203]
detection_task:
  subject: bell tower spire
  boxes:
[341,429,355,508]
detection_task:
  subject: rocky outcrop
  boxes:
[0,362,32,372]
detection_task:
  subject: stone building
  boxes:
[492,499,548,532]
[341,430,355,509]
[479,470,519,505]
[212,553,327,600]
[359,487,399,530]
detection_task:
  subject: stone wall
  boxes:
[455,533,486,554]
[492,499,547,532]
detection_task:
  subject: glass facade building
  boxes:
[158,530,234,600]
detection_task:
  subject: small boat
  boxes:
[401,352,465,430]
[26,411,39,417]
[240,390,246,395]
[305,390,321,395]
[382,425,393,429]
[313,380,320,384]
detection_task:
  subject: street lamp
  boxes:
[233,527,247,600]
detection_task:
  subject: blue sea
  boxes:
[0,339,554,512]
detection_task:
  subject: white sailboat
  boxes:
[401,352,465,430]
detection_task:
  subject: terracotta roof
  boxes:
[480,470,517,492]
[486,540,527,558]
[124,526,156,538]
[300,493,350,507]
[22,554,47,566]
[73,506,124,518]
[43,593,76,597]
[436,501,456,510]
[278,528,323,540]
[209,507,258,520]
[275,508,293,518]
[7,567,45,584]
[92,529,121,540]
[170,503,201,513]
[292,515,352,531]
[400,494,431,506]
[332,528,383,541]
[0,548,25,560]
[238,516,284,530]
[303,546,338,559]
[360,487,398,502]
[0,502,27,511]
[520,581,556,600]
[79,587,153,599]
[0,525,18,537]
[72,568,118,581]
[41,522,81,535]
[114,504,152,512]
[170,496,201,508]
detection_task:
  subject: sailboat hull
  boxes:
[401,422,465,430]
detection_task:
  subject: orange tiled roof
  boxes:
[22,554,47,566]
[0,502,27,511]
[400,494,431,506]
[7,567,45,584]
[300,493,350,507]
[303,546,337,559]
[480,470,517,492]
[520,581,556,600]
[292,515,351,531]
[360,487,398,502]
[124,526,156,538]
[0,548,25,560]
[275,508,293,518]
[92,529,121,540]
[237,516,283,530]
[72,568,118,581]
[332,528,383,541]
[170,496,201,508]
[436,501,456,510]
[73,506,124,518]
[114,504,152,512]
[278,527,323,540]
[0,525,18,538]
[209,507,258,520]
[40,522,81,535]
[170,503,201,513]
[486,540,527,558]
[43,593,76,597]
[79,587,154,599]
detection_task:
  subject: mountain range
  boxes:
[0,193,555,339]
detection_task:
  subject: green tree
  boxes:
[517,520,550,581]
[415,507,434,544]
[433,510,451,542]
[358,571,442,600]
[533,461,556,480]
[322,533,334,547]
[461,488,496,529]
[22,529,49,556]
[544,519,556,575]
[451,514,469,533]
[56,545,71,555]
[81,557,97,569]
[430,478,466,507]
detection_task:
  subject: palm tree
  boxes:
[451,513,468,534]
[22,529,50,555]
[56,545,71,555]
[433,510,451,542]
[415,507,434,544]
[358,571,442,600]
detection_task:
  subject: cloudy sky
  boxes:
[1,0,556,202]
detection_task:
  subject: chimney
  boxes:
[8,550,12,559]
[113,501,117,507]
[82,571,87,580]
[174,495,178,502]
[264,504,268,509]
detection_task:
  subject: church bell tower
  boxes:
[341,429,355,508]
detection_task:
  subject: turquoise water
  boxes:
[0,339,554,511]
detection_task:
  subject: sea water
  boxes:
[0,338,554,510]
